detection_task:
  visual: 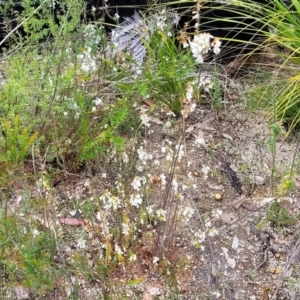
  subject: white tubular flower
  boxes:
[131,176,142,191]
[78,52,97,72]
[212,38,222,55]
[129,253,137,262]
[156,208,166,221]
[100,190,121,210]
[93,97,102,107]
[122,223,130,235]
[193,229,206,245]
[115,243,123,255]
[212,209,222,219]
[137,147,153,164]
[189,33,222,64]
[140,113,151,127]
[159,173,167,188]
[186,82,194,102]
[199,75,214,93]
[130,193,143,208]
[77,237,86,249]
[208,227,218,237]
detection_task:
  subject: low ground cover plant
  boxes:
[0,0,300,299]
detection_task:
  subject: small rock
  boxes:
[15,286,29,300]
[221,247,236,269]
[252,175,266,185]
[232,235,239,250]
[215,192,223,201]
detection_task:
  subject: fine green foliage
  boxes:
[142,30,195,115]
[267,202,296,229]
[263,0,300,133]
[1,0,300,298]
[0,115,38,166]
[0,212,58,295]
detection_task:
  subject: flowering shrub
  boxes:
[189,33,222,64]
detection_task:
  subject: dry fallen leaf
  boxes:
[252,175,266,185]
[241,202,257,211]
[142,98,154,107]
[185,125,195,134]
[222,133,233,141]
[59,218,85,226]
[221,247,236,269]
[258,197,276,207]
[143,292,152,300]
[280,197,294,215]
[232,195,246,209]
[193,129,207,148]
[208,183,224,190]
[149,116,163,125]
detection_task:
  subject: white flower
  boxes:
[194,229,206,243]
[140,113,151,127]
[192,12,200,20]
[212,291,221,298]
[212,38,222,55]
[181,206,195,221]
[93,97,102,106]
[122,223,130,235]
[159,173,167,187]
[78,52,97,72]
[208,227,218,237]
[146,205,154,215]
[131,176,142,191]
[130,193,143,207]
[164,121,172,128]
[189,33,216,64]
[205,219,212,228]
[199,75,214,92]
[211,209,222,219]
[77,237,86,249]
[156,208,166,221]
[122,151,129,164]
[201,165,210,180]
[32,229,40,238]
[137,147,153,164]
[115,243,123,255]
[175,144,185,162]
[186,82,194,102]
[129,253,137,262]
[153,256,160,264]
[172,179,178,193]
[100,190,121,210]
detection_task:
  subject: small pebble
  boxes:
[215,193,223,201]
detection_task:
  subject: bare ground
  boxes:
[3,54,300,300]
